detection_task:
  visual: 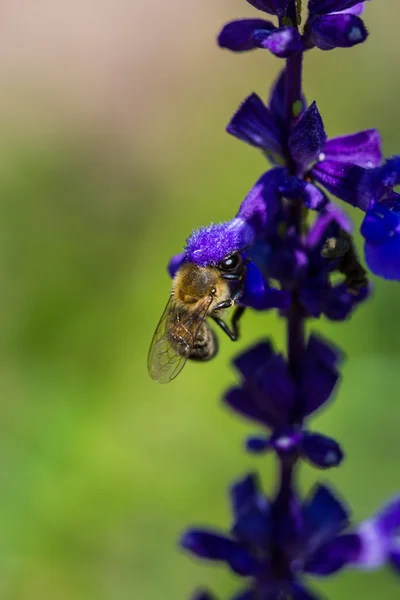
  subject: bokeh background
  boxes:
[1,1,399,598]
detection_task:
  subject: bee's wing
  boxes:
[147,295,212,384]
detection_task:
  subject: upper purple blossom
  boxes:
[305,0,368,50]
[185,218,254,266]
[218,19,303,58]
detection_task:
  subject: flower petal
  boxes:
[304,484,349,542]
[253,26,303,58]
[224,387,268,426]
[227,93,283,157]
[372,496,400,537]
[305,534,361,575]
[390,548,400,573]
[168,252,185,277]
[324,282,370,320]
[302,432,344,468]
[299,334,341,416]
[308,14,368,50]
[358,156,400,208]
[241,261,290,310]
[311,160,366,208]
[233,340,274,380]
[247,0,290,17]
[181,530,258,576]
[237,168,285,237]
[308,0,366,15]
[361,202,400,281]
[280,177,327,210]
[323,129,382,169]
[288,102,327,169]
[232,498,271,546]
[246,434,272,453]
[230,473,261,518]
[218,19,275,52]
[185,218,254,266]
[333,1,367,16]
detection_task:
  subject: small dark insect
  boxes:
[322,231,368,294]
[148,252,246,383]
[321,235,350,260]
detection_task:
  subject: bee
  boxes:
[148,252,246,383]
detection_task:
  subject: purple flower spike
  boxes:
[247,0,291,18]
[307,13,368,50]
[218,20,302,58]
[288,102,327,169]
[308,0,365,15]
[227,93,284,158]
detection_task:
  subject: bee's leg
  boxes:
[231,305,245,339]
[211,306,246,341]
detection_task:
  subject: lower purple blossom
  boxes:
[182,475,354,599]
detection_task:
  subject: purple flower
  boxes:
[226,89,393,283]
[182,474,351,599]
[246,0,291,18]
[306,0,368,50]
[218,21,302,58]
[224,335,343,467]
[306,495,400,575]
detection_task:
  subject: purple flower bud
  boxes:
[307,13,368,50]
[288,102,327,169]
[227,93,284,158]
[218,20,302,58]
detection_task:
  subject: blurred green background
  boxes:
[1,1,400,598]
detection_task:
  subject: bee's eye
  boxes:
[219,253,242,271]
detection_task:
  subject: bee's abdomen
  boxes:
[189,323,218,362]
